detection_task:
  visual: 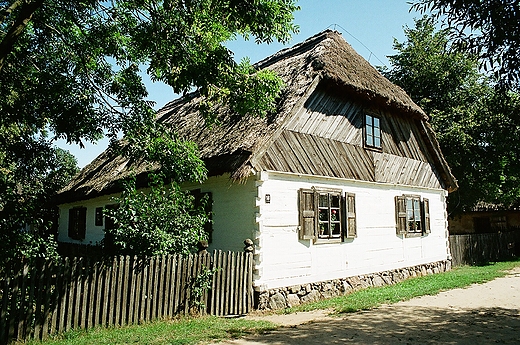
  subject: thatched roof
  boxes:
[57,30,454,203]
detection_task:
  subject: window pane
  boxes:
[414,200,421,220]
[374,126,380,138]
[331,223,341,237]
[331,208,339,222]
[319,223,330,237]
[319,209,329,222]
[374,136,381,148]
[366,115,373,127]
[366,134,374,146]
[319,194,328,207]
[373,117,380,128]
[330,195,340,208]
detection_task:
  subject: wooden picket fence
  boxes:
[449,231,520,266]
[0,250,253,344]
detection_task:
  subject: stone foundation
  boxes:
[256,260,451,310]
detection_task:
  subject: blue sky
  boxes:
[60,0,424,167]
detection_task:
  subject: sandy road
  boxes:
[210,267,520,345]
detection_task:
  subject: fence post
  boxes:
[243,239,254,254]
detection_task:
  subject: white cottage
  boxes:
[56,30,457,308]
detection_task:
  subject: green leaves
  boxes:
[382,16,520,212]
[412,0,520,89]
[200,58,285,122]
[0,0,298,259]
[103,176,210,256]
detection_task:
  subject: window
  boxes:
[104,204,118,231]
[395,195,430,236]
[68,207,87,240]
[95,207,103,226]
[365,114,382,148]
[491,215,507,230]
[299,188,356,242]
[318,192,342,239]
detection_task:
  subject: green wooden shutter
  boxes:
[395,196,407,235]
[345,193,357,239]
[299,188,316,240]
[423,198,431,234]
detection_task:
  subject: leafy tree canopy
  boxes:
[0,0,299,260]
[381,16,520,214]
[0,143,79,261]
[412,0,520,89]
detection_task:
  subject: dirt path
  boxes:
[210,267,520,344]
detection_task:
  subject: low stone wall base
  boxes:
[256,260,451,310]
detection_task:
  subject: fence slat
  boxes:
[2,250,255,344]
[128,256,138,324]
[113,257,123,326]
[16,263,30,340]
[120,256,130,326]
[450,231,519,266]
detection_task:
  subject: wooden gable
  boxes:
[250,82,445,190]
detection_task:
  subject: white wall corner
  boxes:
[253,234,263,247]
[258,170,269,183]
[253,283,268,292]
[256,182,263,197]
[254,251,263,263]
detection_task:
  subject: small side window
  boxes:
[68,207,87,240]
[365,114,382,149]
[95,207,103,226]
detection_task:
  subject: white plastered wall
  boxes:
[58,193,119,245]
[58,174,258,252]
[183,174,258,252]
[254,171,450,291]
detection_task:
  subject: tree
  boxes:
[103,174,210,257]
[0,0,299,259]
[0,143,79,262]
[380,16,520,214]
[412,0,520,88]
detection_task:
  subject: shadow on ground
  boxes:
[232,306,520,345]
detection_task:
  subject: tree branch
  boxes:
[0,0,45,73]
[0,0,24,24]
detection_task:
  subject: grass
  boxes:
[283,259,520,314]
[19,259,520,345]
[18,317,277,345]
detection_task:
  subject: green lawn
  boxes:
[284,259,520,314]
[20,317,277,345]
[20,259,520,345]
